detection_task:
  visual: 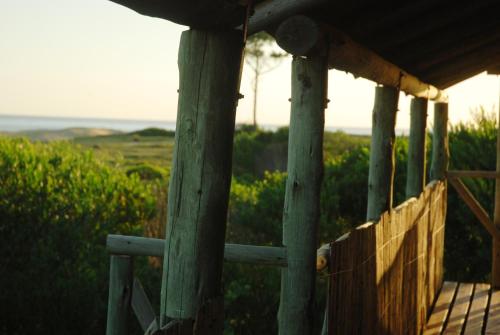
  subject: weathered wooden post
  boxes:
[366,86,399,221]
[430,103,449,181]
[160,29,244,333]
[406,97,428,198]
[278,54,327,335]
[106,255,133,335]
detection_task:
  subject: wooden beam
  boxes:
[372,0,498,51]
[274,15,323,56]
[132,278,159,334]
[108,0,245,29]
[107,235,288,267]
[430,103,449,181]
[488,65,500,75]
[447,170,500,179]
[421,40,500,88]
[272,16,448,102]
[366,85,399,221]
[448,178,500,240]
[247,0,327,35]
[278,54,327,335]
[106,255,133,335]
[406,97,428,198]
[493,100,500,288]
[448,177,500,241]
[160,29,244,330]
[400,20,500,72]
[326,27,448,102]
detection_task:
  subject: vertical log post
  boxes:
[278,55,327,335]
[493,93,500,288]
[430,103,449,181]
[366,86,399,221]
[106,255,133,335]
[160,29,244,333]
[406,97,428,198]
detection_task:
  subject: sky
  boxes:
[1,0,499,129]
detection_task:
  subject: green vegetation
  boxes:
[0,138,159,334]
[0,111,497,334]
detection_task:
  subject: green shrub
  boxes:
[0,138,157,335]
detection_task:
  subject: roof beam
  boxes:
[274,16,447,102]
[248,0,327,35]
[420,39,500,88]
[397,19,500,71]
[108,0,245,29]
[372,0,498,52]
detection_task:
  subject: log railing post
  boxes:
[406,97,428,198]
[278,55,327,335]
[366,86,399,221]
[106,255,133,335]
[160,29,244,333]
[430,103,449,181]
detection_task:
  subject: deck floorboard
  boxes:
[424,282,499,335]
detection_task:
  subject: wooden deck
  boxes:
[423,282,500,334]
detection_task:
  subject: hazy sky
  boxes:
[1,0,499,129]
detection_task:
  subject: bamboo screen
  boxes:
[328,181,447,334]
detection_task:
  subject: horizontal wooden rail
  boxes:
[447,170,500,179]
[107,235,288,267]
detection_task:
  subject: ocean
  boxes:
[0,114,387,136]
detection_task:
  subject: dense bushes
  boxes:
[0,138,157,334]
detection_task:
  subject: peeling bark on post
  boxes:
[160,29,243,333]
[278,55,327,335]
[366,86,399,221]
[430,103,449,181]
[106,255,133,335]
[406,97,428,198]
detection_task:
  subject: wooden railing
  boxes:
[328,181,447,334]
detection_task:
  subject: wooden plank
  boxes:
[443,283,474,334]
[131,278,158,334]
[107,235,288,267]
[448,178,500,241]
[423,281,458,335]
[493,102,500,288]
[463,283,490,335]
[106,255,133,335]
[485,289,500,334]
[278,54,327,335]
[366,85,399,221]
[447,170,500,179]
[160,29,244,330]
[430,102,449,181]
[406,97,428,199]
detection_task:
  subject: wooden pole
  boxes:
[493,77,500,288]
[160,29,243,332]
[106,255,133,335]
[406,97,428,198]
[278,54,327,335]
[107,235,288,267]
[430,103,449,181]
[366,86,399,221]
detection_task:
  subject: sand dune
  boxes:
[0,127,122,141]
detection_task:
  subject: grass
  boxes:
[74,132,175,169]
